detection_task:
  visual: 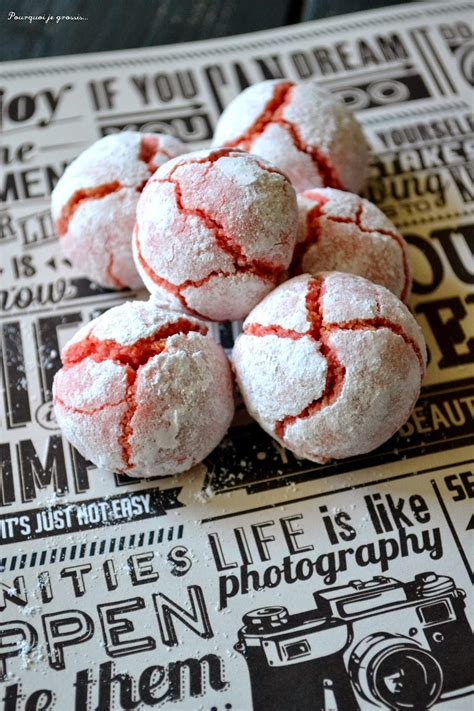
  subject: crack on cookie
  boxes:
[157,170,281,280]
[223,82,343,189]
[104,232,125,289]
[117,366,139,470]
[148,147,247,178]
[224,82,294,151]
[62,318,207,368]
[243,323,307,340]
[59,318,206,470]
[250,156,289,178]
[54,394,127,415]
[56,137,172,239]
[326,318,425,371]
[274,277,345,441]
[56,181,124,236]
[244,275,423,447]
[134,225,213,319]
[291,191,328,274]
[136,149,291,319]
[324,202,411,301]
[135,225,274,321]
[139,135,174,174]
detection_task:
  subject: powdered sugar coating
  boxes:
[126,334,231,473]
[244,275,311,333]
[133,147,298,321]
[233,273,426,463]
[294,188,412,301]
[64,298,207,350]
[212,80,369,193]
[236,335,328,423]
[53,299,234,477]
[54,358,131,474]
[51,131,185,289]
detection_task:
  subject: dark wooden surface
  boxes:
[1,0,413,62]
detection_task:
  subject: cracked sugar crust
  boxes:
[293,188,412,301]
[233,272,426,463]
[212,79,369,193]
[63,299,208,351]
[51,131,185,289]
[51,132,185,221]
[53,299,234,477]
[133,146,298,321]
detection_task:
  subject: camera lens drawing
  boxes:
[235,572,473,710]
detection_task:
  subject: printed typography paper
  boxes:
[0,2,473,708]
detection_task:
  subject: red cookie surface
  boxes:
[233,273,426,463]
[51,131,185,289]
[212,80,369,193]
[133,147,298,321]
[293,188,412,302]
[53,300,234,477]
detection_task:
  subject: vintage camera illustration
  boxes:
[235,572,473,710]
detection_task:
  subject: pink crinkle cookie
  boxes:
[133,146,298,321]
[51,131,185,290]
[53,299,234,477]
[293,188,412,302]
[233,272,426,463]
[212,80,369,193]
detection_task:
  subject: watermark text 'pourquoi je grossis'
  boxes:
[7,11,87,24]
